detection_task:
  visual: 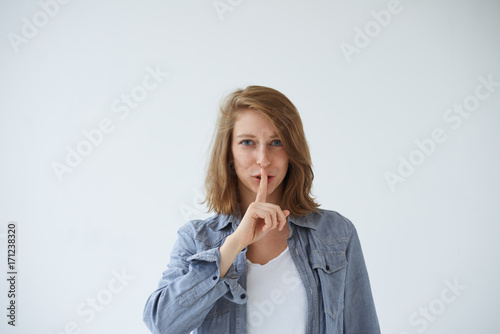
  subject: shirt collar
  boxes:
[211,211,318,231]
[288,212,319,230]
[209,212,241,231]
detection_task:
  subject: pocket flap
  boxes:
[310,251,347,273]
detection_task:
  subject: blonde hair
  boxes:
[203,85,320,217]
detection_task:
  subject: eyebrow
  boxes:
[235,133,280,139]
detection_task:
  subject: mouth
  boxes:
[254,175,275,182]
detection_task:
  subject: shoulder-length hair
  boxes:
[203,85,320,217]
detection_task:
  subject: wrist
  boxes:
[218,234,245,278]
[222,234,246,255]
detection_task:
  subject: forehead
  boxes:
[233,109,277,135]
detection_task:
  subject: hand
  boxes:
[230,168,290,249]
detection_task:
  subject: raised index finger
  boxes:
[255,168,267,203]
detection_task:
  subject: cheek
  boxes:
[276,153,289,170]
[232,155,248,178]
[233,151,253,168]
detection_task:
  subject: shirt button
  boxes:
[212,276,218,280]
[240,294,246,299]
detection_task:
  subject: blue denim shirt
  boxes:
[143,209,380,333]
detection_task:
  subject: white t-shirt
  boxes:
[246,247,307,334]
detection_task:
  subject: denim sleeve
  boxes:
[343,225,381,333]
[143,224,247,334]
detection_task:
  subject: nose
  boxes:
[257,146,270,168]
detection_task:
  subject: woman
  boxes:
[143,86,380,333]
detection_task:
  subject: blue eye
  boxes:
[241,140,253,146]
[271,140,282,146]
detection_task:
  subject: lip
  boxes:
[253,175,275,183]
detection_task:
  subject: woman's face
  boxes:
[231,109,289,205]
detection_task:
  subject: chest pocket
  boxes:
[310,251,347,320]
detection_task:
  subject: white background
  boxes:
[1,0,499,333]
